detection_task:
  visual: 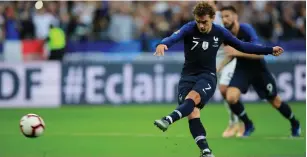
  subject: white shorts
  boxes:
[218,58,237,85]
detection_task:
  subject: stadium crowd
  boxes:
[0,1,305,43]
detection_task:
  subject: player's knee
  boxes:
[226,94,239,104]
[268,95,282,108]
[188,108,200,120]
[219,85,228,98]
[186,90,201,105]
[226,88,240,104]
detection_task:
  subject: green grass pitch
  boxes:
[0,102,305,157]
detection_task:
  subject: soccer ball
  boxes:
[20,113,45,138]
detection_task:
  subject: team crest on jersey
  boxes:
[202,41,209,50]
[213,36,219,42]
[213,36,219,47]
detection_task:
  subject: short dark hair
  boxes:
[220,5,237,14]
[193,2,216,18]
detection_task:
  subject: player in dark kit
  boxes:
[219,6,301,137]
[153,2,283,157]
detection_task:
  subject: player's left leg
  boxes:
[267,96,301,137]
[253,71,301,137]
[187,74,216,157]
[188,108,214,157]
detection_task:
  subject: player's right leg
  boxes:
[154,90,201,132]
[154,76,196,131]
[186,74,216,157]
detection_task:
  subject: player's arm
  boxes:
[224,45,264,60]
[226,24,264,59]
[154,23,190,56]
[222,28,283,56]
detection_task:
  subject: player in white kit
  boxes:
[209,1,243,138]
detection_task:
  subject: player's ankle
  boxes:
[290,118,299,126]
[244,120,253,127]
[202,148,213,154]
[163,116,172,124]
[229,119,239,126]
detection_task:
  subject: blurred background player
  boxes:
[153,2,283,156]
[47,24,66,61]
[219,5,301,137]
[209,1,243,138]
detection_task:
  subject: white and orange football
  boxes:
[20,114,45,138]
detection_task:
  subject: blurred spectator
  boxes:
[5,2,19,40]
[108,1,135,42]
[18,11,35,39]
[33,6,58,39]
[47,24,66,61]
[92,1,110,40]
[0,3,5,42]
[0,1,304,43]
[252,2,282,42]
[17,2,35,40]
[296,4,306,39]
[151,14,170,38]
[72,1,95,26]
[235,2,252,24]
[280,3,299,40]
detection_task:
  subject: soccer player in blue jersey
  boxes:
[219,6,301,138]
[153,2,283,157]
